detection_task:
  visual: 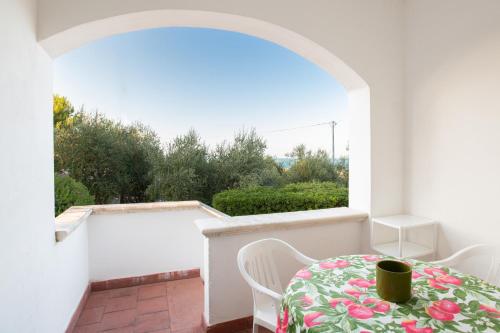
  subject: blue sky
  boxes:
[54,27,348,157]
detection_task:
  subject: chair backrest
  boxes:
[432,244,498,285]
[237,238,317,307]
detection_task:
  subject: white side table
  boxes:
[371,215,438,259]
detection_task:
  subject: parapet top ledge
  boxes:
[195,207,368,237]
[55,200,226,242]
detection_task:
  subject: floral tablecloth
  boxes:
[277,255,500,333]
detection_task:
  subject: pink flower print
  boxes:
[426,300,460,321]
[319,260,350,269]
[480,304,500,318]
[362,255,379,262]
[344,289,365,298]
[329,298,354,308]
[348,278,376,288]
[435,275,462,286]
[319,262,337,269]
[347,304,374,319]
[362,298,391,313]
[434,300,460,314]
[427,279,449,290]
[295,268,312,280]
[424,267,447,276]
[426,305,455,321]
[276,308,289,333]
[412,271,423,279]
[304,312,323,327]
[300,295,314,308]
[401,320,433,333]
[374,301,391,313]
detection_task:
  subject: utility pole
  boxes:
[330,121,337,164]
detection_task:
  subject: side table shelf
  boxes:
[371,215,438,259]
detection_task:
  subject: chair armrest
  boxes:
[294,252,318,266]
[251,279,284,301]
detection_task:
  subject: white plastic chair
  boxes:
[431,244,499,285]
[237,239,317,333]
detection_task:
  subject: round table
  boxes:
[277,255,500,333]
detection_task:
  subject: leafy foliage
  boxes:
[335,156,349,187]
[146,130,211,202]
[53,94,77,129]
[54,112,162,204]
[146,129,281,203]
[208,129,278,192]
[212,182,348,216]
[54,174,94,216]
[53,95,349,209]
[286,145,337,183]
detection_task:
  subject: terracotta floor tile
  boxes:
[166,278,203,331]
[138,284,167,300]
[85,293,109,309]
[171,327,203,333]
[105,295,138,313]
[76,307,105,326]
[100,309,137,331]
[134,310,170,333]
[102,326,135,333]
[109,286,138,299]
[137,296,169,315]
[73,279,208,333]
[72,323,102,333]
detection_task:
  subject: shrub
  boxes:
[55,112,162,204]
[212,182,348,216]
[55,174,95,216]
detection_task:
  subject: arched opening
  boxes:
[41,9,372,329]
[40,9,371,213]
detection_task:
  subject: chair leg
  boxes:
[253,320,259,333]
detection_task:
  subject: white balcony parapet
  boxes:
[55,201,226,242]
[197,206,369,326]
[195,207,368,237]
[55,206,92,242]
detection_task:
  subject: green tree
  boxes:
[208,129,269,194]
[238,156,285,188]
[285,144,337,183]
[146,130,211,202]
[54,112,162,204]
[147,128,275,203]
[54,174,94,216]
[335,156,349,187]
[53,94,77,129]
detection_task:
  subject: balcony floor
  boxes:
[71,277,268,333]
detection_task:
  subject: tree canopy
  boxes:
[53,95,349,207]
[53,94,76,129]
[286,144,337,183]
[54,111,162,204]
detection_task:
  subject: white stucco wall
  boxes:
[8,0,500,330]
[87,209,210,281]
[1,1,404,330]
[404,0,500,257]
[0,1,89,332]
[199,212,367,325]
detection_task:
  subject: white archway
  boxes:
[40,9,372,214]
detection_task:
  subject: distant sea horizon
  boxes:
[273,157,296,169]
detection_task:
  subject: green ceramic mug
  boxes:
[376,260,412,303]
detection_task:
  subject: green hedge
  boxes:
[55,174,95,216]
[212,182,348,216]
